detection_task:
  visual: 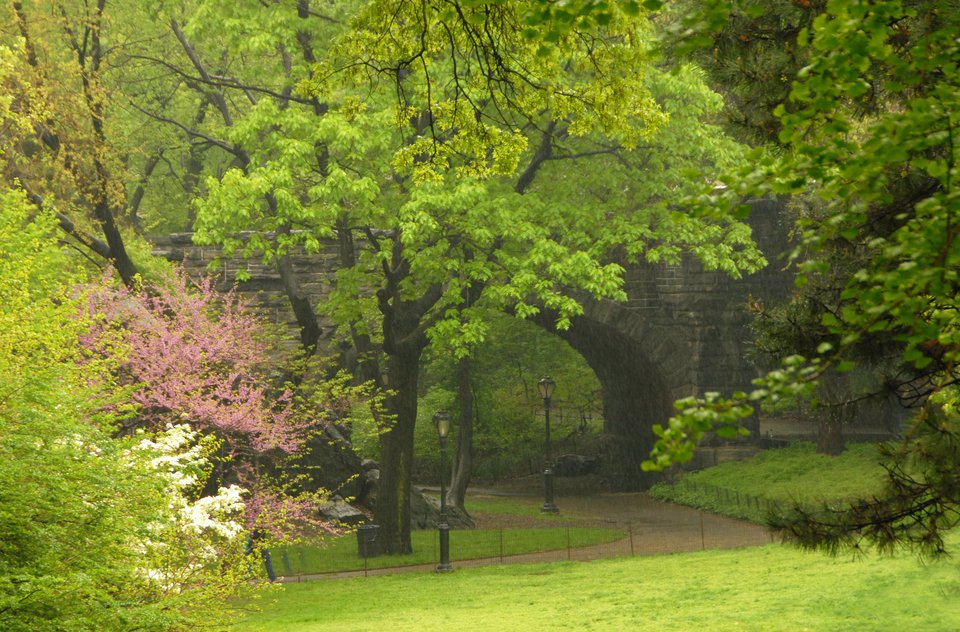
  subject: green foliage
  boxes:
[664,0,817,143]
[0,190,255,630]
[190,0,765,355]
[33,0,765,554]
[0,192,130,630]
[184,0,765,554]
[345,401,386,461]
[0,195,85,370]
[771,392,960,557]
[309,1,669,184]
[647,0,960,555]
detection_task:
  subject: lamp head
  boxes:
[433,410,451,447]
[537,376,556,401]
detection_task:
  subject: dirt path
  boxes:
[469,488,772,554]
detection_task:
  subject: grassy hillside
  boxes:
[649,442,889,522]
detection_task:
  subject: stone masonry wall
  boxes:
[626,199,795,399]
[151,233,344,354]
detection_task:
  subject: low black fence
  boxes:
[668,479,789,523]
[274,510,775,581]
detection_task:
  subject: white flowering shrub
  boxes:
[137,425,246,537]
[130,425,259,594]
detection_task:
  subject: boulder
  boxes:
[409,487,475,529]
[359,470,474,529]
[288,424,366,500]
[553,454,600,477]
[318,495,367,525]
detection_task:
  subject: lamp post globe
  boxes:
[433,410,453,572]
[538,376,556,401]
[538,377,559,514]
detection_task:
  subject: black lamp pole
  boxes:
[434,410,453,572]
[538,377,559,513]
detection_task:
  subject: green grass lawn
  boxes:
[464,494,573,519]
[239,539,960,631]
[237,444,958,630]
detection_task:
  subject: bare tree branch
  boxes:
[170,19,234,126]
[127,100,245,160]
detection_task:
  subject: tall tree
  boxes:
[2,1,149,284]
[192,1,762,553]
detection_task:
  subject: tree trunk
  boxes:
[446,356,474,510]
[336,217,381,384]
[276,252,321,353]
[365,229,443,554]
[816,378,849,456]
[374,346,422,555]
[182,102,209,228]
[95,198,140,287]
[817,407,846,456]
[270,217,323,355]
[128,150,162,232]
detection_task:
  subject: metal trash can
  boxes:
[356,524,380,558]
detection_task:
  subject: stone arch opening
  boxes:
[535,298,690,490]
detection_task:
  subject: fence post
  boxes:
[567,527,572,560]
[700,511,706,551]
[628,522,635,556]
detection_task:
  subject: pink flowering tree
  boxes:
[82,268,332,538]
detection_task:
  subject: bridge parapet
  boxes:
[151,233,343,353]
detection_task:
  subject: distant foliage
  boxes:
[415,314,604,480]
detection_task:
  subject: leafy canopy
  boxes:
[646,0,960,556]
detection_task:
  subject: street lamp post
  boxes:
[434,410,454,572]
[538,376,559,514]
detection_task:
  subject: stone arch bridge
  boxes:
[153,199,794,490]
